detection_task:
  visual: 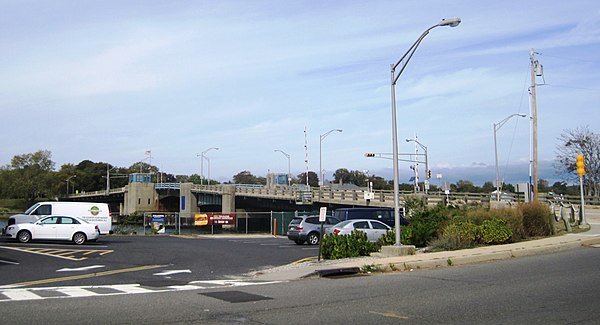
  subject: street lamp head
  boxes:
[438,17,461,27]
[518,114,527,117]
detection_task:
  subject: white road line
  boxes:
[0,259,19,265]
[1,289,43,301]
[153,270,192,276]
[109,284,155,294]
[57,265,105,272]
[54,287,94,297]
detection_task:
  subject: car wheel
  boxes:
[72,232,87,245]
[307,232,320,245]
[294,239,305,245]
[17,230,31,243]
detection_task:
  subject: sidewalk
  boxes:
[251,209,600,281]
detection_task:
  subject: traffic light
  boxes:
[427,170,432,179]
[576,154,586,177]
[364,153,376,157]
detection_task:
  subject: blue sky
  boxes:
[1,1,599,185]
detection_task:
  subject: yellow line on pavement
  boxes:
[290,256,318,264]
[369,311,409,319]
[3,265,164,288]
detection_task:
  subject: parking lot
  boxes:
[0,234,318,291]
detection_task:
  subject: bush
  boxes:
[321,230,380,260]
[519,202,554,237]
[403,205,452,247]
[376,227,412,247]
[438,218,480,249]
[468,207,525,242]
[480,218,512,244]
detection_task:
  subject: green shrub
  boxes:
[480,218,512,244]
[468,207,525,242]
[519,202,554,237]
[437,219,479,249]
[321,231,379,260]
[403,205,451,247]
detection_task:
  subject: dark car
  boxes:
[332,208,409,228]
[287,215,341,245]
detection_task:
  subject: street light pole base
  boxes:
[380,245,416,257]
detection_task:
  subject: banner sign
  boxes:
[208,214,236,225]
[151,214,166,234]
[194,213,236,226]
[194,213,208,226]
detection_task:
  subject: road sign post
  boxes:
[318,207,327,262]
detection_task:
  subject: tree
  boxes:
[233,171,264,185]
[555,126,600,196]
[481,181,495,193]
[297,171,319,187]
[451,180,478,193]
[5,150,57,201]
[332,168,369,187]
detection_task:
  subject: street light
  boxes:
[198,147,219,185]
[494,113,527,201]
[406,137,428,194]
[203,156,212,185]
[390,17,460,246]
[274,149,291,185]
[66,175,76,195]
[319,129,342,186]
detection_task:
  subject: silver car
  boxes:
[326,219,391,242]
[287,215,341,245]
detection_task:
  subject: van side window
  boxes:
[34,205,52,215]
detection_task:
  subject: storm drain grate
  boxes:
[200,291,273,303]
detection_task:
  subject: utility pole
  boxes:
[530,48,541,201]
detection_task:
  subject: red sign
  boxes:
[208,214,236,225]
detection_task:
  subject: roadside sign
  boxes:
[319,207,327,223]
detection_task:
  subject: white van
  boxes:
[6,202,112,235]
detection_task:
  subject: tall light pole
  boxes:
[198,147,219,185]
[390,17,460,246]
[203,156,213,185]
[274,149,291,185]
[66,175,76,195]
[406,137,428,194]
[319,129,342,186]
[494,113,526,201]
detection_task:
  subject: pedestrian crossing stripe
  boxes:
[1,246,113,261]
[0,280,283,302]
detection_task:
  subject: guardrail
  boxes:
[65,182,600,208]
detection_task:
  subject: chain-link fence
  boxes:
[110,211,319,236]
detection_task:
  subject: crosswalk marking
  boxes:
[0,280,283,302]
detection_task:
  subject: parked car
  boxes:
[325,219,392,242]
[332,208,409,228]
[287,215,341,245]
[4,215,100,245]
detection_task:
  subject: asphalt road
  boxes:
[0,234,318,288]
[1,243,599,324]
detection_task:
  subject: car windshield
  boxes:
[24,203,40,215]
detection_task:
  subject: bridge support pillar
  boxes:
[123,182,159,215]
[179,183,199,221]
[221,185,236,213]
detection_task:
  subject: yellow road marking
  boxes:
[3,265,163,288]
[0,246,113,261]
[369,311,409,319]
[290,256,318,264]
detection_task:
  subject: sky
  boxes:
[1,0,599,186]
